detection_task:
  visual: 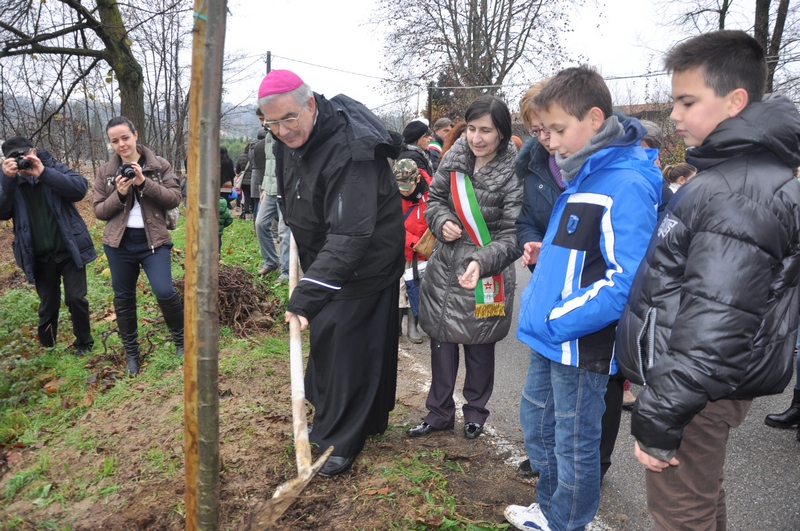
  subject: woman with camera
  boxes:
[93,116,184,375]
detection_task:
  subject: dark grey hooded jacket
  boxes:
[419,137,522,344]
[616,93,800,458]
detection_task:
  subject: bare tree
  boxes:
[373,0,583,112]
[659,0,799,94]
[0,0,190,145]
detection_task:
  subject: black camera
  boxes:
[15,156,32,171]
[117,163,136,179]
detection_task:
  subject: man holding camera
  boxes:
[0,136,96,355]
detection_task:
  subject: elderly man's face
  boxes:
[260,93,315,149]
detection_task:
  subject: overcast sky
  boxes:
[223,0,676,115]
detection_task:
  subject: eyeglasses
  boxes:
[264,105,305,132]
[528,126,550,138]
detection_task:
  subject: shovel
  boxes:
[239,235,333,530]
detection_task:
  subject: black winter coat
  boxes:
[275,93,405,321]
[398,144,433,177]
[513,137,562,272]
[616,94,800,457]
[0,149,96,283]
[418,137,522,344]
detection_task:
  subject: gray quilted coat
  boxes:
[419,137,523,344]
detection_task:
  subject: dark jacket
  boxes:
[0,149,96,283]
[616,94,800,459]
[428,132,444,172]
[251,138,266,197]
[93,145,181,250]
[418,137,522,345]
[398,144,434,177]
[275,93,405,321]
[514,137,563,271]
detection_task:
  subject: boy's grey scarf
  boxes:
[557,117,624,182]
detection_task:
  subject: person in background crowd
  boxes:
[255,123,291,280]
[399,120,434,176]
[428,117,453,172]
[258,69,405,477]
[662,162,697,192]
[220,146,235,207]
[394,158,431,344]
[408,95,522,442]
[218,197,233,251]
[233,142,251,212]
[93,116,184,375]
[250,129,266,220]
[440,120,467,162]
[0,136,96,356]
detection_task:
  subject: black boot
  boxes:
[157,293,184,357]
[114,297,140,375]
[407,308,424,344]
[765,388,800,428]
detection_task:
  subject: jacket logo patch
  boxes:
[567,214,579,234]
[658,215,678,238]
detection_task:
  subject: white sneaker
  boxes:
[504,502,552,531]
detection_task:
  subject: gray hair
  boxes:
[433,117,453,131]
[257,83,313,109]
[639,119,663,150]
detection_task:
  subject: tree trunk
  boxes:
[754,0,771,52]
[767,0,790,92]
[96,0,147,141]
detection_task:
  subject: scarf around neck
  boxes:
[557,116,624,182]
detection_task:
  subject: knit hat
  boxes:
[393,159,419,192]
[2,136,34,158]
[258,70,304,99]
[402,121,432,145]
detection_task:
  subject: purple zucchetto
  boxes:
[258,70,304,99]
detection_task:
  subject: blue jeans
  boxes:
[251,197,260,219]
[255,194,290,277]
[104,228,177,300]
[520,350,608,531]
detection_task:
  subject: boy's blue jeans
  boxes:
[520,349,608,531]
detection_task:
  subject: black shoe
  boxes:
[464,422,483,439]
[318,455,355,477]
[765,389,800,429]
[74,344,93,358]
[407,421,441,437]
[517,459,539,479]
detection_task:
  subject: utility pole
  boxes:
[427,81,434,124]
[266,51,272,74]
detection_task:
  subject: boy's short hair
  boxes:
[533,65,612,121]
[664,30,767,104]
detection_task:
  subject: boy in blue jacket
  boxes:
[504,65,662,531]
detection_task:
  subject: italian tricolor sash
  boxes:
[450,171,506,318]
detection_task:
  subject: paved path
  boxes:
[406,264,800,529]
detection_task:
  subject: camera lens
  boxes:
[16,157,32,171]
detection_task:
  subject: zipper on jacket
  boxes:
[337,192,343,230]
[435,242,461,340]
[636,307,657,385]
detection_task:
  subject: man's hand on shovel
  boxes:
[285,311,308,331]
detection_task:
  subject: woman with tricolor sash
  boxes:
[407,95,523,440]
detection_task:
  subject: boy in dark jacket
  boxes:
[0,136,96,355]
[505,66,662,531]
[616,30,800,529]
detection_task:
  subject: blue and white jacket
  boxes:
[517,122,662,374]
